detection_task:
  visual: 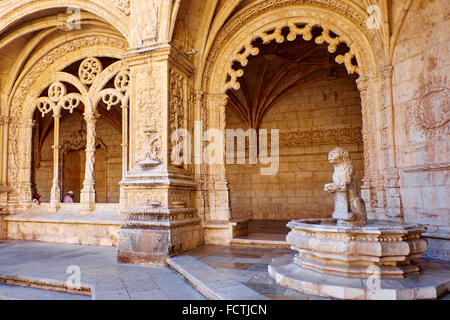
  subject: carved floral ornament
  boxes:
[34,57,131,117]
[225,21,359,92]
[414,87,449,133]
[60,129,107,155]
[114,0,131,16]
[36,82,84,117]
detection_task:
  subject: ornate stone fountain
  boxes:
[269,147,450,300]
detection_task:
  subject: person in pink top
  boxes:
[63,191,74,203]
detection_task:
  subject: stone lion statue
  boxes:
[324,147,367,225]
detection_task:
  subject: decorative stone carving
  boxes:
[281,218,428,279]
[169,68,185,167]
[80,112,99,213]
[133,66,163,167]
[11,36,127,117]
[130,0,160,47]
[280,127,362,148]
[60,129,106,155]
[410,87,449,139]
[324,147,367,226]
[79,57,103,85]
[139,126,162,167]
[114,0,131,15]
[224,21,359,91]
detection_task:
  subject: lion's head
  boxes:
[328,147,351,165]
[328,147,354,186]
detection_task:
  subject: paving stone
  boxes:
[168,255,265,300]
[0,241,205,300]
[128,290,169,300]
[0,284,90,300]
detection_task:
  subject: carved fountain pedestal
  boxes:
[269,148,450,299]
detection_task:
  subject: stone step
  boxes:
[230,237,291,249]
[248,220,290,235]
[0,274,91,297]
[5,203,125,246]
[0,283,90,300]
[167,255,269,300]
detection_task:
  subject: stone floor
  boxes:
[180,245,450,300]
[180,245,333,300]
[0,240,205,300]
[0,240,448,300]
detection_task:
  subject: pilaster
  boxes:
[380,65,402,220]
[117,44,203,266]
[202,93,235,245]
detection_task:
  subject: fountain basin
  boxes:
[286,218,428,279]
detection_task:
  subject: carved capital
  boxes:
[195,91,204,104]
[0,116,10,126]
[355,76,370,92]
[22,119,36,129]
[83,112,99,124]
[380,65,393,79]
[208,94,229,109]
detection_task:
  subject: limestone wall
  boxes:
[392,0,449,259]
[226,76,364,221]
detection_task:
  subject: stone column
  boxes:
[80,112,98,214]
[119,102,129,210]
[117,44,203,266]
[0,116,9,239]
[380,65,402,220]
[356,76,373,216]
[202,93,239,245]
[18,119,36,210]
[49,114,61,212]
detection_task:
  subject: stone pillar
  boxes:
[119,102,129,209]
[49,114,61,212]
[18,119,36,211]
[380,65,402,220]
[0,116,9,239]
[356,76,374,216]
[80,112,98,214]
[202,93,237,245]
[117,44,203,266]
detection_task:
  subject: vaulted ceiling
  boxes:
[226,27,353,129]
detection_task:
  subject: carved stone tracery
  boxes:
[225,21,360,91]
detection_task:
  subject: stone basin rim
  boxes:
[287,218,427,234]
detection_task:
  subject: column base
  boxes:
[117,207,203,266]
[80,188,96,215]
[204,220,247,245]
[49,202,60,213]
[0,210,6,240]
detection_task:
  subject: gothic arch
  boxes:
[201,3,390,220]
[6,34,130,212]
[0,0,131,45]
[205,6,380,94]
[9,34,128,119]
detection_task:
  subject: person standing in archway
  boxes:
[63,191,74,203]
